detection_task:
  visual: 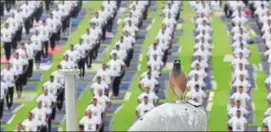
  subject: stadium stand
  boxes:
[1,0,271,131]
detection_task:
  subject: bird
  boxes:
[169,59,188,102]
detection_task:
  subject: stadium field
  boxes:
[0,1,269,131]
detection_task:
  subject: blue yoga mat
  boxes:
[261,55,267,62]
[110,92,126,100]
[59,39,67,45]
[157,90,166,99]
[119,82,130,90]
[98,46,107,53]
[263,63,270,74]
[23,83,38,91]
[30,72,43,81]
[122,72,135,82]
[135,38,145,44]
[51,128,58,132]
[52,113,65,125]
[94,56,104,63]
[160,73,169,80]
[133,47,142,53]
[78,73,94,81]
[171,45,179,53]
[247,126,257,131]
[258,44,266,52]
[77,82,89,91]
[1,113,12,124]
[204,77,212,90]
[107,104,121,114]
[40,15,49,21]
[247,113,254,123]
[250,23,261,35]
[40,55,53,64]
[167,56,178,62]
[129,64,138,71]
[137,31,147,39]
[158,81,167,89]
[4,103,20,113]
[103,38,112,44]
[220,15,230,23]
[104,116,113,131]
[254,37,262,44]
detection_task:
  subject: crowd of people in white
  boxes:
[136,1,181,118]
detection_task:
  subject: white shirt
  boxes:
[265,75,271,86]
[230,92,251,108]
[139,77,158,92]
[264,107,271,117]
[263,116,271,130]
[60,60,75,69]
[90,82,109,96]
[110,49,127,60]
[31,107,50,125]
[94,69,112,84]
[1,81,7,100]
[188,69,207,80]
[138,92,159,104]
[63,50,80,63]
[187,89,207,105]
[51,70,64,85]
[232,79,251,92]
[36,94,56,108]
[187,78,206,90]
[136,103,155,117]
[79,116,100,131]
[228,116,247,131]
[22,119,41,131]
[43,80,62,95]
[107,59,125,77]
[1,68,16,87]
[228,106,249,118]
[147,59,164,71]
[31,35,42,51]
[94,95,111,111]
[85,104,103,122]
[10,58,28,74]
[1,27,13,42]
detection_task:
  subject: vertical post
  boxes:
[61,69,79,131]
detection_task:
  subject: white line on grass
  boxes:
[137,64,141,71]
[115,105,124,114]
[211,81,217,90]
[257,127,261,131]
[117,19,122,24]
[124,92,131,101]
[178,46,182,53]
[208,92,215,102]
[7,114,16,124]
[207,102,213,111]
[258,63,263,71]
[152,19,155,24]
[58,127,63,131]
[13,104,24,113]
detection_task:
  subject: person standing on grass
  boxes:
[227,110,248,132]
[1,23,13,61]
[1,63,16,110]
[169,60,187,102]
[0,80,7,120]
[39,20,50,59]
[22,112,42,131]
[107,53,126,98]
[75,39,88,78]
[79,110,102,132]
[85,98,103,132]
[51,65,65,111]
[25,41,35,78]
[10,52,28,99]
[31,30,42,69]
[136,96,155,118]
[31,101,51,132]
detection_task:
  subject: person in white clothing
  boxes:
[0,81,8,119]
[263,116,271,132]
[90,76,109,96]
[75,39,88,78]
[94,64,112,88]
[79,110,102,132]
[85,98,103,130]
[10,52,28,98]
[138,86,159,105]
[265,75,271,90]
[264,107,271,117]
[228,100,249,119]
[227,110,248,131]
[36,88,56,130]
[136,96,155,118]
[60,55,75,69]
[63,44,80,68]
[139,72,159,93]
[1,63,16,110]
[94,89,112,114]
[31,30,42,69]
[186,85,207,105]
[230,86,252,110]
[1,23,13,61]
[107,53,126,97]
[31,101,51,131]
[22,112,42,131]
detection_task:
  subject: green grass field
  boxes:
[1,1,268,131]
